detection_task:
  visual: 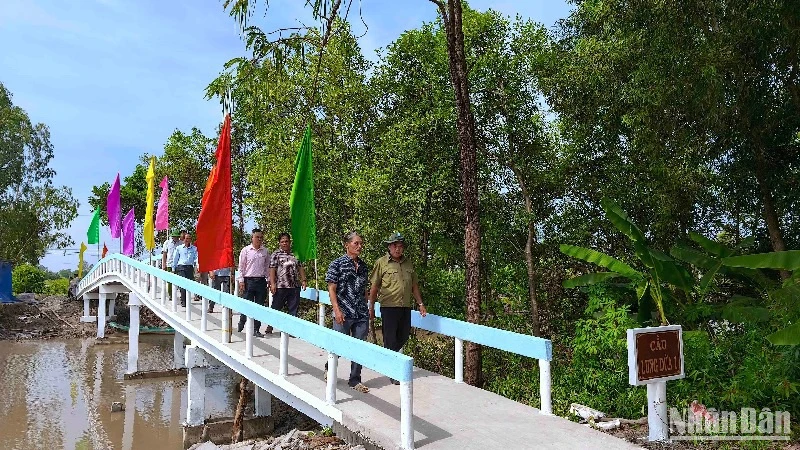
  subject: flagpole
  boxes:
[315,258,323,326]
[225,104,234,341]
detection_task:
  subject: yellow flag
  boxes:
[79,242,87,278]
[143,156,156,251]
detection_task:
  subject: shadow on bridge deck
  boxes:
[190,303,642,450]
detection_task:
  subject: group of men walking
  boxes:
[160,227,427,394]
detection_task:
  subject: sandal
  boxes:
[351,383,369,393]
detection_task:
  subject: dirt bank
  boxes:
[0,294,165,340]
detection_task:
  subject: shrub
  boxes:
[552,284,645,417]
[43,278,70,296]
[11,264,46,294]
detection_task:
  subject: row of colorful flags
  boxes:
[78,115,318,277]
[83,160,168,255]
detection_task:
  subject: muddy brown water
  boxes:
[0,335,241,449]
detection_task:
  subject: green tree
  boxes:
[222,0,486,386]
[0,83,79,265]
[88,163,148,256]
[12,264,46,294]
[153,129,216,232]
[540,0,800,264]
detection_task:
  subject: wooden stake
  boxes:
[231,377,248,443]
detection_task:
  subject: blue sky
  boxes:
[0,0,572,271]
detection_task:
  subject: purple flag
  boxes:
[156,176,169,231]
[107,173,121,238]
[122,207,135,256]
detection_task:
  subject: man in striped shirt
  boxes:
[236,228,270,337]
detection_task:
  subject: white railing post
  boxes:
[172,284,178,312]
[539,359,552,415]
[221,307,231,344]
[317,302,325,327]
[400,379,414,449]
[280,332,289,376]
[185,293,192,321]
[245,317,254,358]
[201,298,208,332]
[454,338,464,383]
[326,353,337,405]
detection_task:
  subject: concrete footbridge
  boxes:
[76,254,641,450]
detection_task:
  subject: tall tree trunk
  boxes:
[509,163,541,336]
[420,189,432,269]
[753,145,790,280]
[433,0,482,386]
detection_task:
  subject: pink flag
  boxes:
[122,208,135,256]
[107,173,121,238]
[156,176,169,231]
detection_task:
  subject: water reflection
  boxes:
[0,336,240,450]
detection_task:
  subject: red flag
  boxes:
[102,243,108,259]
[196,114,233,272]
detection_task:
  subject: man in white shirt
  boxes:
[161,229,183,270]
[172,232,199,307]
[161,229,182,301]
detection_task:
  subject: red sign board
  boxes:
[628,326,684,385]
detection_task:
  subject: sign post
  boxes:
[627,325,684,442]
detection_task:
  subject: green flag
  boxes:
[87,210,100,245]
[290,124,317,262]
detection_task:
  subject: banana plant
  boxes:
[670,233,773,298]
[560,198,694,326]
[722,251,800,345]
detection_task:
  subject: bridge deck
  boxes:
[180,302,641,450]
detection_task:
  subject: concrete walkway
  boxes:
[181,302,642,450]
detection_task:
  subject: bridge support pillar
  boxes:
[185,345,208,427]
[174,331,186,369]
[97,293,107,338]
[108,295,116,317]
[126,293,143,374]
[255,385,271,417]
[81,292,99,323]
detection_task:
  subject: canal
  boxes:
[0,335,240,449]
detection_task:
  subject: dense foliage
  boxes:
[0,83,79,265]
[87,0,799,429]
[11,264,46,295]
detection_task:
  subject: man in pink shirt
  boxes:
[236,228,270,337]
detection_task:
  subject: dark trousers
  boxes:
[211,275,230,309]
[326,317,368,387]
[177,265,194,306]
[271,287,300,316]
[238,277,267,333]
[380,307,412,352]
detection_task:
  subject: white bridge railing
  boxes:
[132,254,554,413]
[79,254,416,449]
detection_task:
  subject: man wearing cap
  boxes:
[368,231,427,385]
[161,229,182,301]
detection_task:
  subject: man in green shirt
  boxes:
[368,232,427,384]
